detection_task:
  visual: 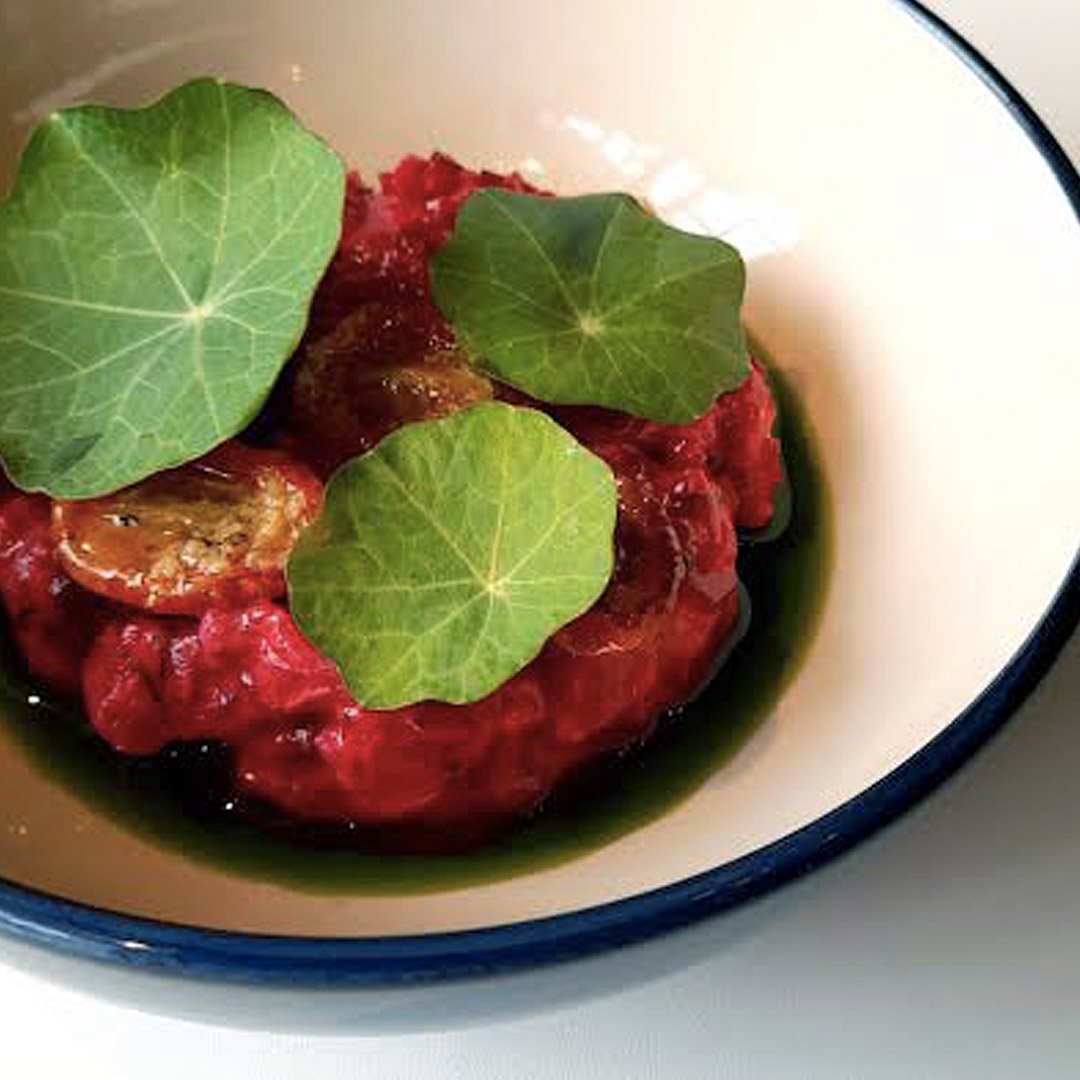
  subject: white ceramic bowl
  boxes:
[0,0,1077,1032]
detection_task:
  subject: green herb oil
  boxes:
[0,366,831,895]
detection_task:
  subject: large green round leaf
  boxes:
[0,78,344,497]
[430,190,749,424]
[287,402,617,708]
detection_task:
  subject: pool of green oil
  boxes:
[0,367,832,896]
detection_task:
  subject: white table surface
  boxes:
[3,1,1078,1075]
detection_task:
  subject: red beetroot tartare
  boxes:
[0,153,782,852]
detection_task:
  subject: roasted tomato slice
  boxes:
[289,300,493,470]
[553,445,685,658]
[53,443,322,615]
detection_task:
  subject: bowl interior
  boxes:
[0,0,1077,936]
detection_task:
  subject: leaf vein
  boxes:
[56,117,195,308]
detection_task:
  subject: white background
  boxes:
[2,1,1078,1075]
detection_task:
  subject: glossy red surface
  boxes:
[0,154,782,850]
[52,443,323,616]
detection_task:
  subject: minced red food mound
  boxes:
[0,154,783,852]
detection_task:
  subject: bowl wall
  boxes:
[0,0,1077,938]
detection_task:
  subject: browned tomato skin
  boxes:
[284,154,544,473]
[289,301,494,473]
[52,442,322,616]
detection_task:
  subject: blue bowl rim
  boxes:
[0,0,1077,989]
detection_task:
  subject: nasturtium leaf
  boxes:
[286,402,617,709]
[0,78,345,498]
[430,190,750,424]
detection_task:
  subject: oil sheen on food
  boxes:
[0,156,831,893]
